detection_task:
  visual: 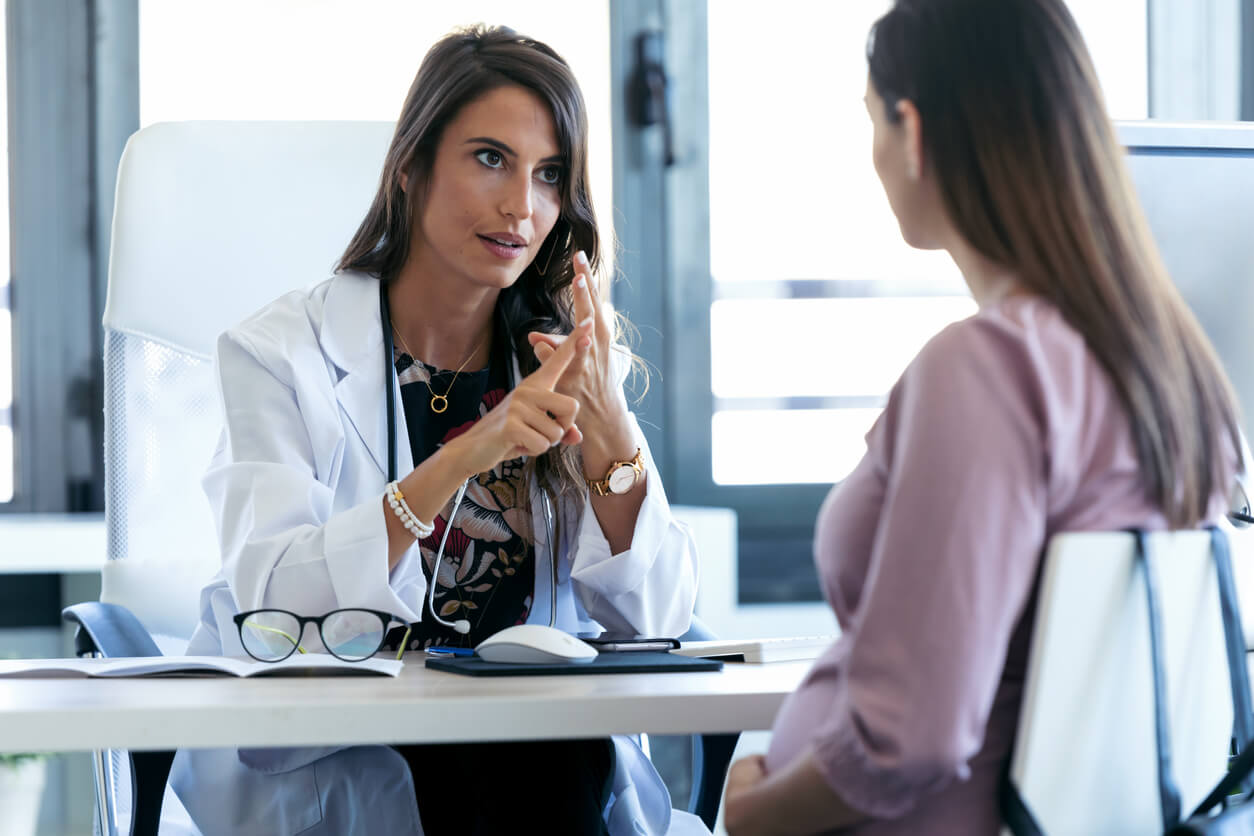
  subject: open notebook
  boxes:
[0,655,403,679]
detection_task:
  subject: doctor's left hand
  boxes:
[526,250,634,451]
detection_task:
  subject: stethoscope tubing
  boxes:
[380,282,557,637]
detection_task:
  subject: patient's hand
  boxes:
[723,755,769,834]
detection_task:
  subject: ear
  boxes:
[896,99,924,181]
[399,172,409,194]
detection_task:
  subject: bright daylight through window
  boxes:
[138,0,612,262]
[707,0,1147,486]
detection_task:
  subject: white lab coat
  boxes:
[168,270,705,836]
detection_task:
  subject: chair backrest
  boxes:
[101,121,394,648]
[1007,530,1233,834]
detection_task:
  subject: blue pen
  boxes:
[425,646,475,657]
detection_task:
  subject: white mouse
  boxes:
[475,624,598,664]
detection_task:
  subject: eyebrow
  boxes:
[464,136,564,164]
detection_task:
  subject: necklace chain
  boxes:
[393,328,488,414]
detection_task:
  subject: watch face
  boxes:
[607,464,638,494]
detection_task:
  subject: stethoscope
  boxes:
[380,283,559,637]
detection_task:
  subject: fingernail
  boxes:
[579,336,592,349]
[576,251,589,267]
[579,315,594,328]
[575,275,586,289]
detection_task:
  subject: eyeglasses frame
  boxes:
[232,607,412,663]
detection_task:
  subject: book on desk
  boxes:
[0,654,403,679]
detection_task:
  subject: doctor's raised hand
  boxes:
[527,251,648,553]
[445,314,591,471]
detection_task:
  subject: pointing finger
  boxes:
[528,316,592,390]
[533,341,557,364]
[528,331,564,350]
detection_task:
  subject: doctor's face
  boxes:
[408,84,565,292]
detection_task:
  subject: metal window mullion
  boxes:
[1148,0,1241,120]
[4,0,94,513]
[660,0,713,504]
[1243,0,1254,120]
[610,0,671,478]
[712,277,970,301]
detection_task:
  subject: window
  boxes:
[697,0,1150,599]
[707,0,1146,490]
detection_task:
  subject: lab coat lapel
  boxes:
[320,272,414,480]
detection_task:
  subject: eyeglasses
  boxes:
[232,608,412,663]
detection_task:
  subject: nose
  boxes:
[500,172,534,220]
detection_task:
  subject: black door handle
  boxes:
[629,30,675,167]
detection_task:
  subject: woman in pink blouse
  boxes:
[721,0,1245,833]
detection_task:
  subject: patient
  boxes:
[722,0,1243,833]
[169,24,702,836]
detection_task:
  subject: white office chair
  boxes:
[66,120,393,836]
[1004,530,1242,834]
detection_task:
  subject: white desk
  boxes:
[0,656,809,754]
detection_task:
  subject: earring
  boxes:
[535,228,567,276]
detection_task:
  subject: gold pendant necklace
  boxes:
[393,328,488,414]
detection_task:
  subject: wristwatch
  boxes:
[587,448,645,496]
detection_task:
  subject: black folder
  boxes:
[425,650,723,677]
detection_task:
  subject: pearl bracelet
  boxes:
[386,481,435,539]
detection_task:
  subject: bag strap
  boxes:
[1136,529,1183,829]
[1181,527,1254,818]
[1211,527,1254,754]
[998,767,1045,836]
[1187,731,1254,817]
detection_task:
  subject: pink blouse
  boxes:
[765,295,1235,834]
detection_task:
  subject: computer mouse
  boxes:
[475,624,598,664]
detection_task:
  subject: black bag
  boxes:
[1002,528,1254,834]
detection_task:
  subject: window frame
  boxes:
[2,0,137,514]
[613,0,1243,604]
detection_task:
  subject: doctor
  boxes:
[169,24,702,836]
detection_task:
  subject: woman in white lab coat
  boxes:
[168,24,702,836]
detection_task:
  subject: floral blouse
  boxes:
[390,334,535,649]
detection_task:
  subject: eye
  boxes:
[538,165,563,186]
[475,149,505,168]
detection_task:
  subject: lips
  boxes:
[477,233,528,260]
[479,233,526,247]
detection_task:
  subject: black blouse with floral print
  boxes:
[388,328,536,651]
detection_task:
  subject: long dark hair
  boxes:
[868,0,1242,527]
[338,24,602,499]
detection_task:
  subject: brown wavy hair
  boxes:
[337,24,608,500]
[868,0,1242,527]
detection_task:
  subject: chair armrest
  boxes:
[62,601,163,658]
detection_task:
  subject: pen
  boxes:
[425,646,475,657]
